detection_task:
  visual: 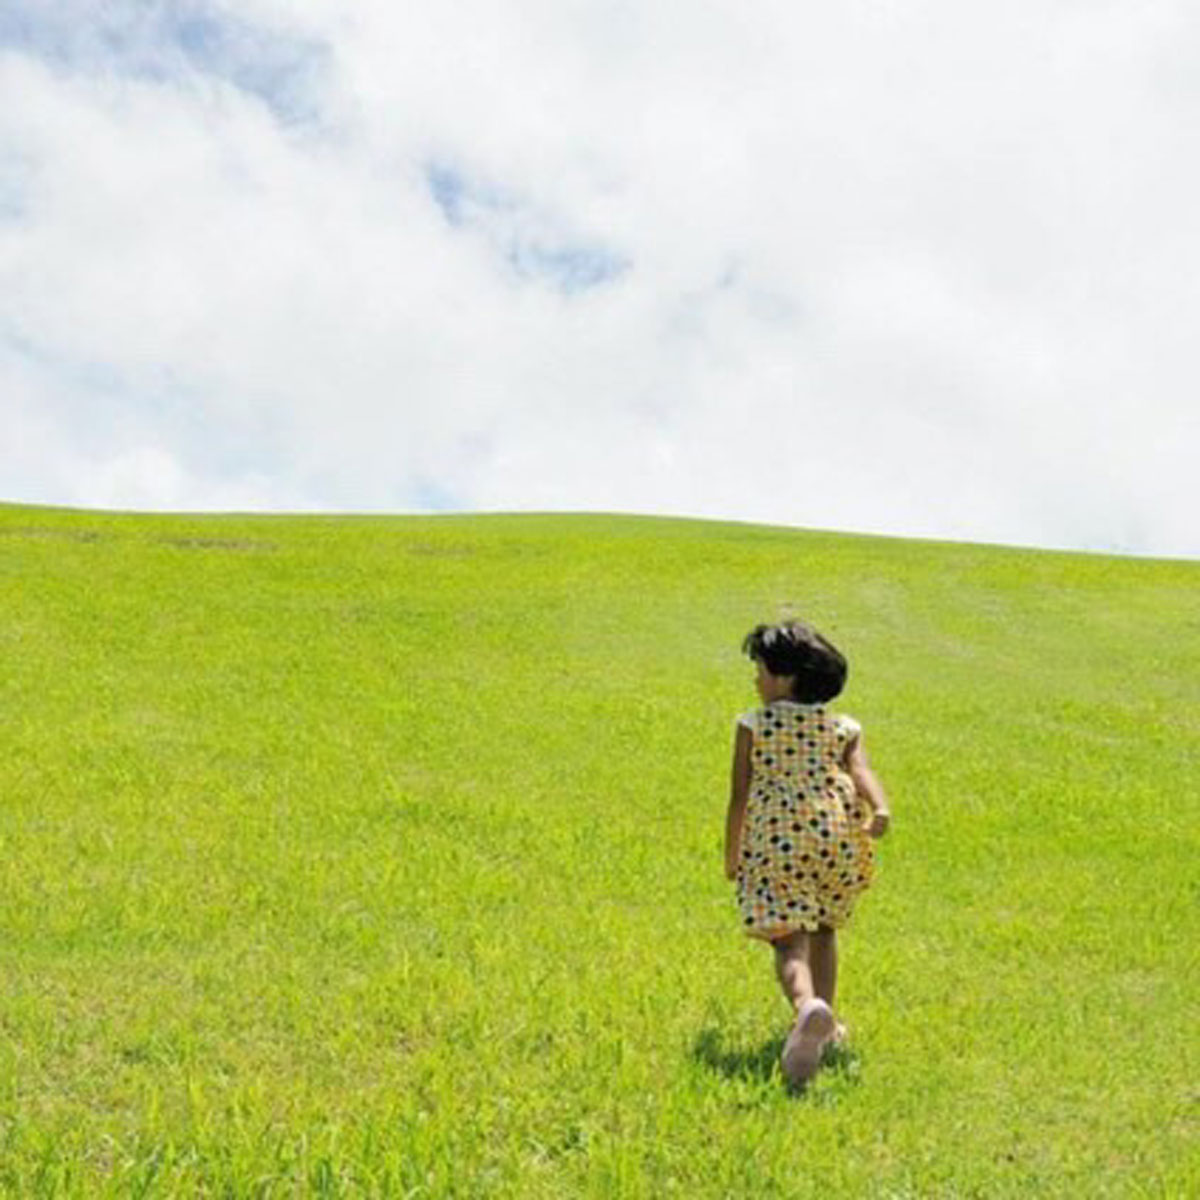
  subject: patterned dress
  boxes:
[735,699,875,940]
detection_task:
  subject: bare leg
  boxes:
[772,930,814,1012]
[809,926,838,1010]
[777,929,835,1084]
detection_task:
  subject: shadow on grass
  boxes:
[691,1027,785,1083]
[690,1027,863,1094]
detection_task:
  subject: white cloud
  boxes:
[1,0,1198,555]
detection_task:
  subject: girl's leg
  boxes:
[809,926,838,1009]
[777,929,836,1084]
[772,930,814,1012]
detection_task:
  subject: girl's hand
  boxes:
[846,737,891,841]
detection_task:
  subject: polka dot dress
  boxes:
[735,700,875,940]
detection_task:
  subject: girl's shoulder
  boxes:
[736,700,857,732]
[735,700,792,730]
[735,702,863,731]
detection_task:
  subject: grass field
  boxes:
[1,501,1197,1197]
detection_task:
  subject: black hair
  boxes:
[741,620,847,703]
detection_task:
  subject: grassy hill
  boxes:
[1,502,1196,1197]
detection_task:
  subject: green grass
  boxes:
[1,502,1196,1197]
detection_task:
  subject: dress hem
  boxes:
[742,917,847,942]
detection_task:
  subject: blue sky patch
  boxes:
[426,164,516,229]
[508,243,626,293]
[426,165,470,228]
[0,2,329,126]
[425,161,628,295]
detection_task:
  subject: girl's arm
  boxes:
[846,736,891,839]
[725,724,752,879]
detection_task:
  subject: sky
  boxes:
[2,0,1198,558]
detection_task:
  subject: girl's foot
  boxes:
[781,998,835,1086]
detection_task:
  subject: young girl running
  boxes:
[724,620,891,1086]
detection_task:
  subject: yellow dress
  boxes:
[735,699,875,940]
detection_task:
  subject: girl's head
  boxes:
[742,620,847,704]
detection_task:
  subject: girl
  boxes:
[724,620,890,1086]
